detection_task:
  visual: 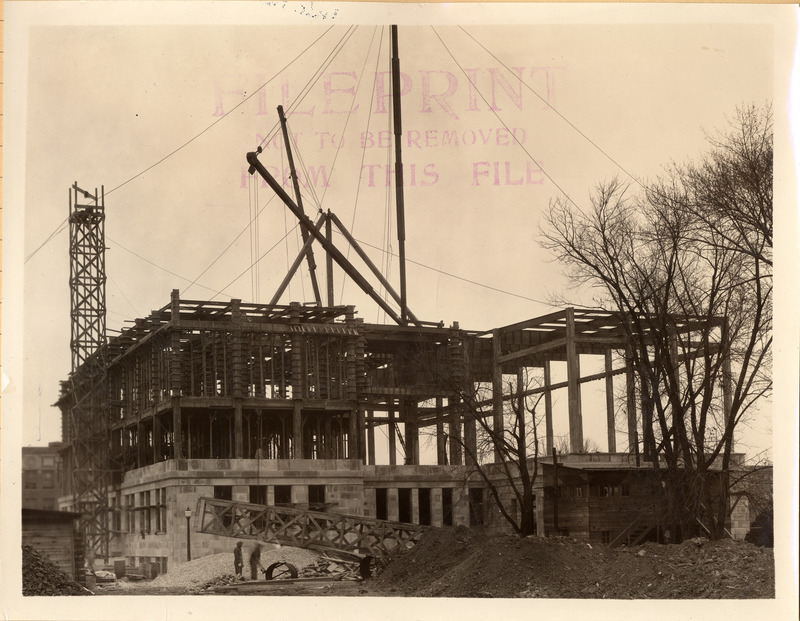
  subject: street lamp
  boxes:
[185,507,192,562]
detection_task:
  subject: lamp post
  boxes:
[185,507,192,562]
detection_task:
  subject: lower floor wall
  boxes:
[57,456,748,572]
[60,458,484,572]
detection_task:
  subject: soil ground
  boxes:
[101,527,774,599]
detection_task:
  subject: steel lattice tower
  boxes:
[66,182,112,560]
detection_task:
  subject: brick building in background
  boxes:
[22,443,65,510]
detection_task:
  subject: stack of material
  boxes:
[22,545,90,596]
[298,555,364,581]
[190,574,243,594]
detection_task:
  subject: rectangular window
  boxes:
[274,485,291,506]
[418,489,432,526]
[442,488,453,526]
[375,488,388,521]
[23,471,37,490]
[143,491,152,533]
[41,471,55,489]
[398,488,412,523]
[309,485,326,511]
[214,485,233,501]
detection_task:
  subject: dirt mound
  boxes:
[22,544,90,596]
[371,528,774,599]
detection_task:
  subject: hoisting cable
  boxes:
[109,25,338,197]
[457,25,648,193]
[431,26,582,212]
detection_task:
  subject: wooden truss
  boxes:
[196,497,425,559]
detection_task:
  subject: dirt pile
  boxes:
[22,544,90,596]
[371,527,774,599]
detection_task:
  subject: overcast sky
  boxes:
[8,4,789,461]
[3,2,798,620]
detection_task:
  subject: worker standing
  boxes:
[249,543,263,580]
[233,541,244,578]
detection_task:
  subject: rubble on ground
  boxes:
[371,527,775,599]
[22,544,91,596]
[121,545,321,591]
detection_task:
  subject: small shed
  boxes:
[22,508,83,581]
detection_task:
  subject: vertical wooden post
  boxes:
[231,299,244,459]
[405,400,419,465]
[491,329,504,463]
[605,350,616,453]
[625,346,640,465]
[543,359,554,454]
[367,410,376,465]
[170,290,183,460]
[447,397,462,466]
[435,396,447,465]
[565,308,584,453]
[325,214,335,306]
[388,406,397,466]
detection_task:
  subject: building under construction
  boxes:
[53,27,744,574]
[58,285,744,571]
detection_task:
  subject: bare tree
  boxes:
[425,367,545,536]
[540,105,772,540]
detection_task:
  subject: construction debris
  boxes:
[22,544,91,596]
[121,547,321,591]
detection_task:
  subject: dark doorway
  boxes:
[442,488,453,526]
[398,488,412,523]
[418,488,431,526]
[469,488,484,526]
[375,488,388,520]
[274,485,292,507]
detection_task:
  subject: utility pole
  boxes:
[391,25,409,325]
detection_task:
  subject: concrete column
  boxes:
[387,488,399,522]
[565,308,584,453]
[267,486,275,506]
[544,359,554,454]
[411,488,419,524]
[234,402,243,459]
[605,350,616,453]
[431,488,443,527]
[153,414,162,463]
[367,414,376,466]
[293,401,303,459]
[463,400,477,467]
[349,409,359,460]
[292,485,309,506]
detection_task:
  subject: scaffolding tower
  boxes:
[64,182,113,561]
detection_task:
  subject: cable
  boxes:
[107,25,336,197]
[214,223,302,300]
[457,25,648,193]
[333,229,553,307]
[431,26,583,212]
[107,235,227,297]
[25,218,68,264]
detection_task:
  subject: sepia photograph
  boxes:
[2,2,797,620]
